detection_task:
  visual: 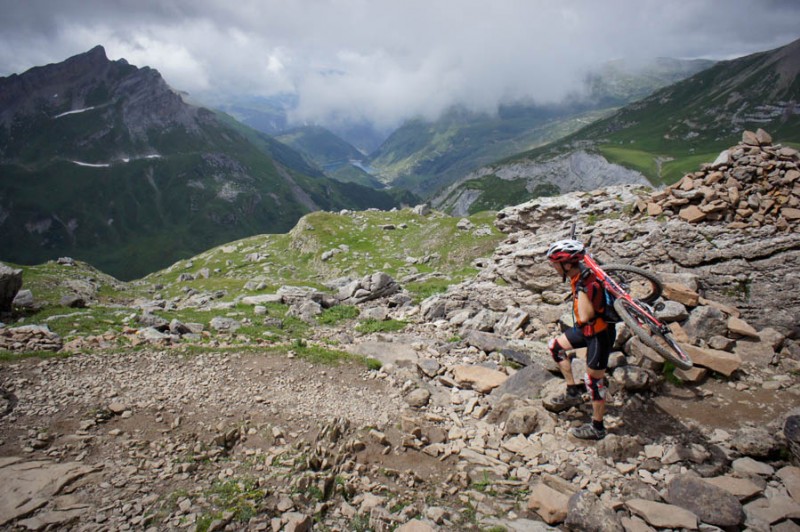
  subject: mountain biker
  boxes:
[544,239,616,440]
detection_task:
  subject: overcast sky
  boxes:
[1,0,798,128]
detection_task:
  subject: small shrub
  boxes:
[364,357,383,371]
[662,361,683,386]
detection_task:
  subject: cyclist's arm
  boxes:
[575,291,596,325]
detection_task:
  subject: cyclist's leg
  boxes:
[570,330,614,439]
[584,329,614,421]
[545,328,589,412]
[551,328,586,385]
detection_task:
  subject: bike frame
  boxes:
[580,253,667,334]
[565,224,691,368]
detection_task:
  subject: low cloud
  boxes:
[1,0,798,129]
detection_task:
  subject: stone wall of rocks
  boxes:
[642,129,800,230]
[0,324,62,351]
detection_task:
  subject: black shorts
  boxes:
[565,325,616,370]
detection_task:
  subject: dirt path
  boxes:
[1,339,799,531]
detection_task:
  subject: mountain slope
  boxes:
[0,47,410,280]
[572,37,800,177]
[367,58,715,198]
[436,38,800,214]
[584,57,716,106]
[367,104,613,197]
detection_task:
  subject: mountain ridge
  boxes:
[0,46,412,280]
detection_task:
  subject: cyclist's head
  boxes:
[546,239,584,264]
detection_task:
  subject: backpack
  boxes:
[576,266,622,325]
[601,288,623,324]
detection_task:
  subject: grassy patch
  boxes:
[355,319,407,334]
[662,361,684,386]
[200,477,266,527]
[405,277,452,301]
[597,145,659,181]
[285,339,365,366]
[364,357,383,371]
[317,305,360,325]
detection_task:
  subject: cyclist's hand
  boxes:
[581,324,595,338]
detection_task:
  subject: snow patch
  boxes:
[71,161,110,168]
[53,107,96,119]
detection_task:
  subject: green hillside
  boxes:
[0,47,412,280]
[4,208,504,349]
[435,38,800,215]
[368,105,614,197]
[276,126,364,166]
[513,38,800,185]
[274,125,387,188]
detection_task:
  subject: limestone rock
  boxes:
[452,365,508,393]
[0,459,99,527]
[665,474,744,527]
[681,344,741,376]
[625,499,698,530]
[565,490,623,532]
[0,262,23,312]
[527,482,569,524]
[703,475,764,501]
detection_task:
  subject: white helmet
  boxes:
[546,239,585,263]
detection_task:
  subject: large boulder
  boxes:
[665,474,744,528]
[0,262,23,313]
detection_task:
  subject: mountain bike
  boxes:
[572,228,693,371]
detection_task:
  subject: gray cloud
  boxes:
[1,0,798,128]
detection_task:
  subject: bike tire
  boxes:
[613,298,693,370]
[603,264,663,305]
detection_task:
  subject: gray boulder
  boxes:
[463,330,509,353]
[784,415,800,464]
[210,317,241,332]
[0,262,23,312]
[665,474,744,528]
[60,295,86,308]
[565,491,624,532]
[595,434,643,462]
[731,426,779,459]
[683,306,727,343]
[12,289,34,309]
[337,272,400,304]
[490,362,555,403]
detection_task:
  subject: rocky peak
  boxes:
[0,45,198,142]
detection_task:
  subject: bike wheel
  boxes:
[613,298,693,370]
[603,264,663,305]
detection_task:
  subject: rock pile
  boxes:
[337,272,402,304]
[0,324,62,351]
[641,129,800,229]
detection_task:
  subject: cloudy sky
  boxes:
[1,0,798,128]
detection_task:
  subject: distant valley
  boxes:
[209,55,717,200]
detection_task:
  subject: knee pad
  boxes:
[548,338,568,363]
[583,373,606,402]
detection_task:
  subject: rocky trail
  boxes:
[1,319,799,532]
[1,130,800,531]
